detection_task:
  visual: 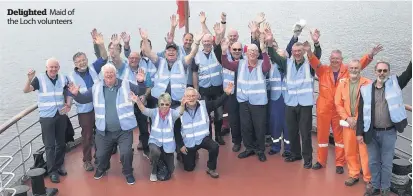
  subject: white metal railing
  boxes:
[0,156,16,196]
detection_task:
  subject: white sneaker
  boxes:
[150,174,157,182]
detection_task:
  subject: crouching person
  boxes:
[68,63,144,185]
[130,91,186,182]
[176,82,234,178]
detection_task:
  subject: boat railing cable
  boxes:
[0,156,16,196]
[0,104,81,191]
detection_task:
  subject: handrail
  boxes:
[0,156,16,196]
[0,104,38,135]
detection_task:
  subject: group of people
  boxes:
[23,11,411,196]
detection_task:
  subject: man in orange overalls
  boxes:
[334,59,372,188]
[307,31,383,173]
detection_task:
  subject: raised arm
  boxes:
[121,32,131,58]
[168,14,179,44]
[359,44,383,70]
[220,39,239,71]
[397,60,412,89]
[139,28,159,64]
[264,27,287,72]
[183,32,203,65]
[67,83,93,104]
[23,70,36,93]
[199,11,212,35]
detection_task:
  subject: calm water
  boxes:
[0,1,411,178]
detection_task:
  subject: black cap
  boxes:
[165,43,178,50]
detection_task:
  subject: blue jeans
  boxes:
[366,128,397,190]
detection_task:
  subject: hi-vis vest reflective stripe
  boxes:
[284,58,314,106]
[93,80,137,132]
[37,74,66,118]
[180,100,210,148]
[236,59,268,105]
[223,68,235,94]
[360,75,407,132]
[68,66,99,114]
[195,50,223,88]
[269,63,286,101]
[139,57,157,81]
[149,108,176,153]
[151,58,187,101]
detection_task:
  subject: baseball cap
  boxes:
[165,43,178,50]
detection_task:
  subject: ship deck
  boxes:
[34,130,379,196]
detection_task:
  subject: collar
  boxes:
[185,101,200,112]
[45,71,58,80]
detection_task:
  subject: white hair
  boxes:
[246,44,258,51]
[46,57,59,67]
[102,63,117,74]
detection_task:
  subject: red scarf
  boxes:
[159,108,170,120]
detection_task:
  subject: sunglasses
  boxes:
[160,103,170,107]
[232,48,242,52]
[376,69,388,73]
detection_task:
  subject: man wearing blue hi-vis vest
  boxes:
[23,58,71,184]
[221,31,272,163]
[138,27,204,151]
[66,29,108,172]
[357,61,411,196]
[192,34,226,145]
[68,63,145,185]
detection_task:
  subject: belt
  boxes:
[373,126,395,131]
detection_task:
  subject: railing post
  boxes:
[14,122,26,178]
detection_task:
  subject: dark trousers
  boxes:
[78,111,95,162]
[199,86,223,138]
[134,104,149,151]
[39,113,67,175]
[285,105,313,162]
[269,97,290,152]
[182,137,219,171]
[149,143,175,175]
[239,102,267,153]
[95,130,133,176]
[227,94,242,145]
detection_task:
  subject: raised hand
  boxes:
[248,21,258,34]
[264,27,273,43]
[170,14,179,27]
[94,32,104,45]
[224,82,234,95]
[67,82,80,96]
[220,38,230,53]
[255,12,266,24]
[27,69,36,81]
[193,31,205,44]
[199,11,206,24]
[90,28,97,42]
[213,22,224,36]
[136,68,145,83]
[310,29,320,43]
[164,32,174,44]
[111,34,121,46]
[259,22,270,34]
[129,91,139,103]
[221,12,226,22]
[303,41,312,53]
[369,44,384,58]
[139,28,148,40]
[120,32,130,44]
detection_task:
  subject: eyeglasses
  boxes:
[376,69,388,73]
[160,103,170,107]
[232,48,242,52]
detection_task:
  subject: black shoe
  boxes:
[364,188,380,196]
[344,177,359,186]
[221,128,230,136]
[284,156,302,162]
[238,150,255,159]
[112,145,117,154]
[257,152,267,162]
[265,137,273,147]
[94,169,107,180]
[304,161,312,169]
[50,174,60,183]
[380,189,390,196]
[312,162,323,170]
[57,167,67,176]
[336,166,344,174]
[268,150,279,155]
[215,136,225,145]
[126,175,135,185]
[232,144,241,152]
[282,151,291,158]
